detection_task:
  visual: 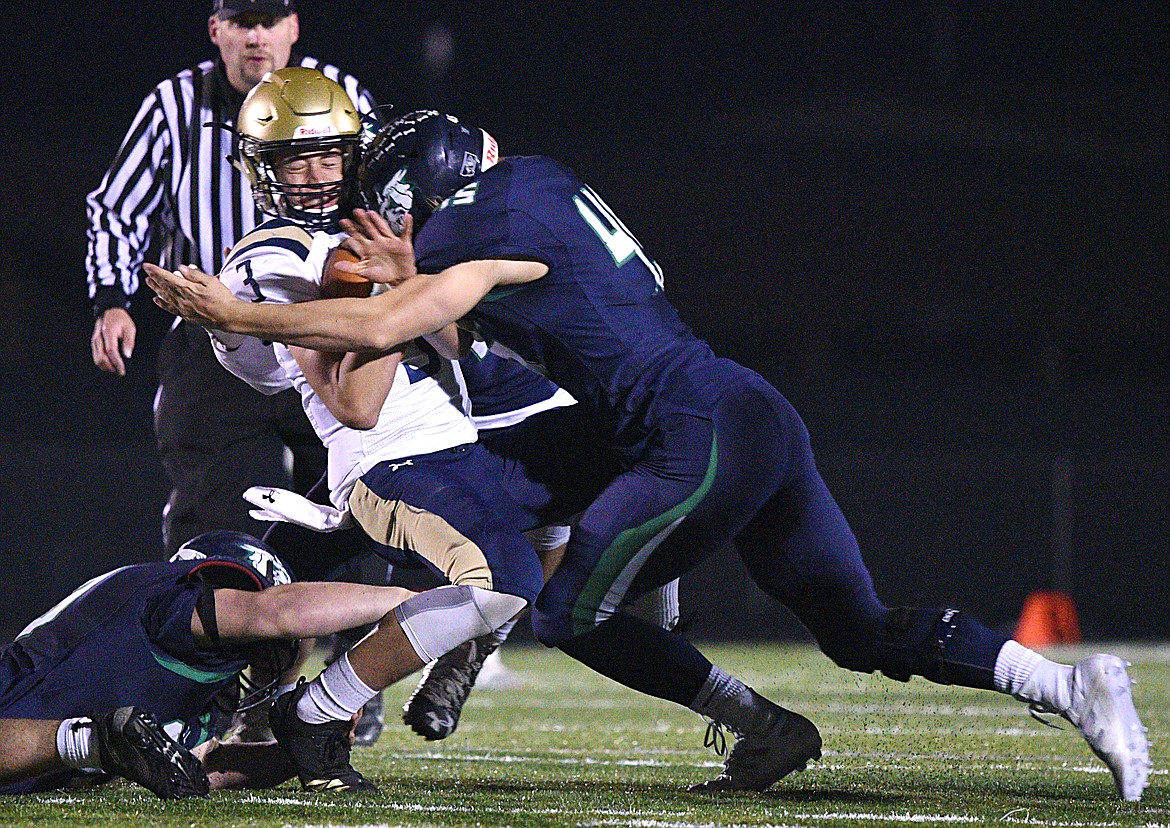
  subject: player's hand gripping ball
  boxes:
[320,247,372,299]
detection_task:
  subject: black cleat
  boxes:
[688,698,822,793]
[270,682,377,793]
[94,706,210,800]
[402,635,499,740]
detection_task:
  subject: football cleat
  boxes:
[475,649,527,691]
[353,690,385,747]
[688,699,822,793]
[1062,654,1151,802]
[270,682,377,793]
[402,635,500,740]
[94,707,210,800]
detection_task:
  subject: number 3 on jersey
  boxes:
[573,186,665,291]
[237,259,265,303]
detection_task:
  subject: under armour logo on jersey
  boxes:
[426,710,456,735]
[389,459,414,472]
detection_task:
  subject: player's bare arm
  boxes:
[291,346,404,430]
[424,323,470,360]
[147,257,547,353]
[143,262,239,329]
[193,582,415,645]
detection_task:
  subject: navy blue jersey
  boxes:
[459,345,572,429]
[0,562,247,751]
[416,156,720,449]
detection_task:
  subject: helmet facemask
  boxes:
[172,530,298,712]
[239,134,361,231]
[359,110,498,236]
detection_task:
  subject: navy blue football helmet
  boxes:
[359,110,499,233]
[171,531,297,712]
[171,530,294,591]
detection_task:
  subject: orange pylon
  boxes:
[1014,590,1082,647]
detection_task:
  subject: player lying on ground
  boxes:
[147,112,1150,802]
[0,531,413,798]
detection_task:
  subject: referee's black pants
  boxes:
[153,320,326,556]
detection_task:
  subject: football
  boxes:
[321,246,372,299]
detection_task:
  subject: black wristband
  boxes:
[195,584,221,647]
[92,285,131,319]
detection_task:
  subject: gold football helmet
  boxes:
[236,67,364,230]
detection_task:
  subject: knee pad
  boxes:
[531,586,581,646]
[394,585,528,663]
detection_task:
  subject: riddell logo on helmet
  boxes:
[293,125,339,138]
[482,133,499,170]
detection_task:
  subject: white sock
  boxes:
[993,639,1074,712]
[488,618,517,647]
[296,653,378,725]
[57,717,101,773]
[688,666,776,737]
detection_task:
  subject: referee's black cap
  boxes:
[213,0,296,18]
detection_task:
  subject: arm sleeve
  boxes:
[85,86,173,315]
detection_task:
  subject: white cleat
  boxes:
[1063,654,1151,802]
[475,649,526,691]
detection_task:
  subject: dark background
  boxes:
[1,2,1166,643]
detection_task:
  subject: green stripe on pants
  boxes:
[572,433,719,636]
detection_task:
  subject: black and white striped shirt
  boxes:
[85,56,377,315]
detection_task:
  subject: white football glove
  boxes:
[243,486,352,532]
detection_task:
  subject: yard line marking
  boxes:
[390,750,712,767]
[582,821,802,828]
[285,824,407,828]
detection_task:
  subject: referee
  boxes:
[85,0,378,554]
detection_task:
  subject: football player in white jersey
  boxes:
[201,69,550,792]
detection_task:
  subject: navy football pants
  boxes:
[533,364,1005,707]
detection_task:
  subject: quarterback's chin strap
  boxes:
[243,486,352,532]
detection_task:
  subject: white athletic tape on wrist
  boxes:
[394,585,527,663]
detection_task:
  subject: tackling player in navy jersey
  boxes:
[148,111,1150,802]
[203,73,681,769]
[0,530,414,797]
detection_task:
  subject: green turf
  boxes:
[2,643,1164,827]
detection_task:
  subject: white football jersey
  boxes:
[213,220,477,508]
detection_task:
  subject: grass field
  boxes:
[1,642,1164,827]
